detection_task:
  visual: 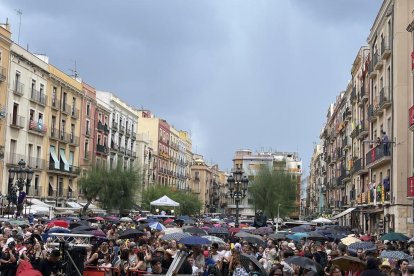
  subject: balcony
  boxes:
[51,98,60,110]
[126,149,132,156]
[50,129,59,140]
[97,121,105,132]
[350,87,357,103]
[27,157,46,170]
[47,162,80,175]
[366,146,391,169]
[71,107,79,119]
[357,122,369,140]
[83,151,91,161]
[85,127,91,137]
[28,120,47,135]
[368,105,376,122]
[131,131,136,140]
[96,144,108,155]
[342,137,350,151]
[0,66,5,82]
[131,151,136,158]
[110,142,119,151]
[10,115,25,129]
[350,126,358,139]
[359,85,368,103]
[409,105,414,131]
[342,109,351,123]
[6,152,26,165]
[61,103,71,115]
[112,121,118,131]
[368,60,377,79]
[28,186,42,197]
[374,53,383,70]
[30,89,47,106]
[59,131,69,144]
[68,133,79,146]
[379,86,392,109]
[12,81,24,96]
[125,128,131,137]
[119,125,125,134]
[120,146,125,154]
[381,36,391,59]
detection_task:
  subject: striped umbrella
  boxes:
[162,232,191,241]
[202,235,226,245]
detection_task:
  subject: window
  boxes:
[51,116,56,134]
[34,175,39,191]
[98,112,102,122]
[84,140,89,158]
[58,177,64,197]
[86,102,90,117]
[14,71,21,91]
[31,80,36,98]
[52,87,57,105]
[40,83,44,95]
[29,109,35,121]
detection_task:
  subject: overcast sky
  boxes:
[1,0,383,173]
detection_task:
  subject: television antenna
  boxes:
[15,9,22,45]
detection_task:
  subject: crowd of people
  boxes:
[0,215,412,276]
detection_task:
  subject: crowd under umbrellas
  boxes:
[2,215,414,275]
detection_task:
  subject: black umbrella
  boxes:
[69,220,89,229]
[242,236,265,246]
[71,226,95,233]
[240,253,267,275]
[207,227,229,235]
[269,232,287,240]
[286,256,323,273]
[183,227,208,236]
[118,229,144,239]
[308,231,328,241]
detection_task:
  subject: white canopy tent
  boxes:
[150,195,180,207]
[311,217,333,224]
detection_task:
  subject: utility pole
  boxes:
[276,203,281,232]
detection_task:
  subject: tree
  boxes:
[249,167,297,220]
[142,185,202,215]
[78,164,143,214]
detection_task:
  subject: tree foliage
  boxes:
[142,185,202,215]
[249,167,298,220]
[78,164,142,214]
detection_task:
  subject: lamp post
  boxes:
[227,166,248,228]
[8,159,34,218]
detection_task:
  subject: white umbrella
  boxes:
[164,228,183,235]
[311,217,333,224]
[120,217,132,222]
[202,235,226,245]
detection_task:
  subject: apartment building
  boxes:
[0,23,11,194]
[79,82,97,172]
[311,0,414,236]
[97,91,137,170]
[94,96,110,168]
[47,65,83,205]
[190,154,212,213]
[136,132,155,202]
[231,150,302,218]
[179,130,192,191]
[4,44,49,198]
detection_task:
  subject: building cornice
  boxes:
[367,0,393,44]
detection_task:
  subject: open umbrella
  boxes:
[307,231,328,241]
[253,227,273,236]
[105,216,120,222]
[332,256,366,271]
[202,235,226,245]
[242,236,264,246]
[286,256,323,273]
[381,232,409,242]
[163,218,174,225]
[120,217,132,222]
[359,235,372,241]
[380,251,414,261]
[118,229,144,239]
[48,220,69,228]
[312,217,333,224]
[149,222,166,231]
[164,228,183,235]
[229,228,241,234]
[179,236,211,246]
[161,232,191,241]
[269,232,288,240]
[291,226,312,233]
[235,231,254,238]
[348,241,376,253]
[8,220,29,226]
[183,227,208,236]
[240,253,267,275]
[42,227,71,240]
[71,225,95,233]
[341,236,361,246]
[207,227,229,235]
[286,232,309,241]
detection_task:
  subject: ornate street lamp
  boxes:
[8,159,33,217]
[227,166,248,228]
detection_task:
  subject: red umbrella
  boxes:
[17,260,42,276]
[48,220,69,228]
[94,216,105,221]
[229,228,241,233]
[360,235,371,241]
[164,218,174,224]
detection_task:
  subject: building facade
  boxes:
[310,0,414,236]
[95,97,111,168]
[231,150,302,218]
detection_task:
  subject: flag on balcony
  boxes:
[29,120,47,133]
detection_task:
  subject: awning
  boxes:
[332,207,356,219]
[60,149,70,171]
[50,146,59,169]
[66,201,83,208]
[150,195,180,207]
[30,198,52,208]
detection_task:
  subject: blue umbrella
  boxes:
[348,241,377,253]
[208,227,229,235]
[291,226,312,233]
[149,222,166,231]
[162,232,191,241]
[179,236,211,246]
[380,250,413,261]
[42,227,71,240]
[287,232,309,241]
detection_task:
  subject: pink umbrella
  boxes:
[213,224,221,227]
[48,220,69,228]
[94,216,105,221]
[201,226,210,230]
